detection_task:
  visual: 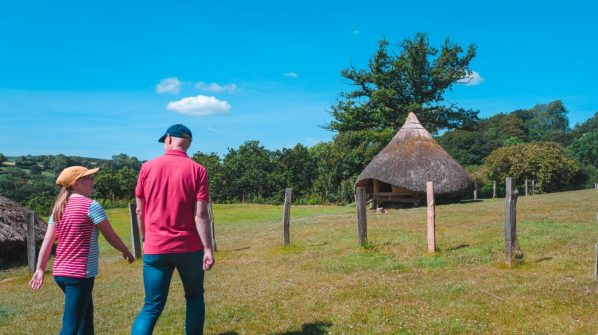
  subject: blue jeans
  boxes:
[131,251,205,335]
[54,276,95,335]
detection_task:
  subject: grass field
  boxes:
[1,190,598,334]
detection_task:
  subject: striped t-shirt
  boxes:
[48,195,107,278]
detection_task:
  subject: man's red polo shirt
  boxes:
[135,150,210,254]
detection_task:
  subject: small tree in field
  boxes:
[484,142,579,193]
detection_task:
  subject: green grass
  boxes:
[1,191,598,334]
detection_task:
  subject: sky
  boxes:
[0,1,596,160]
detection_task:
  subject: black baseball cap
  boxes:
[158,124,193,143]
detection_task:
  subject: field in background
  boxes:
[1,190,598,334]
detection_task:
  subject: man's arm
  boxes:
[136,197,145,242]
[195,200,214,270]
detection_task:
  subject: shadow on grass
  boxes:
[454,199,483,204]
[446,243,470,251]
[273,321,333,335]
[218,246,251,252]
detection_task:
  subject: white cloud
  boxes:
[284,72,298,78]
[196,81,238,93]
[156,77,182,94]
[167,95,231,116]
[458,71,485,86]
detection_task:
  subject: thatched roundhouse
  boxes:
[0,196,47,265]
[355,112,473,207]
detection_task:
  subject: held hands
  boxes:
[203,249,215,270]
[29,269,45,291]
[123,250,135,264]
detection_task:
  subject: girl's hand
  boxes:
[123,250,135,264]
[29,269,45,290]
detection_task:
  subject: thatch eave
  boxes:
[0,196,47,262]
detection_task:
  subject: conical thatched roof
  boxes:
[0,196,47,263]
[355,113,473,194]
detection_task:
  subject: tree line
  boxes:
[1,33,597,217]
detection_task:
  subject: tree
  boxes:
[191,151,224,202]
[221,141,273,202]
[50,154,70,175]
[92,167,137,202]
[271,144,317,199]
[438,113,528,166]
[567,131,598,187]
[327,32,478,135]
[571,111,598,140]
[0,153,6,165]
[515,100,570,144]
[308,132,381,204]
[484,142,579,193]
[568,131,598,167]
[103,153,142,171]
[30,164,42,175]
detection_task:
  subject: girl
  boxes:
[29,166,135,335]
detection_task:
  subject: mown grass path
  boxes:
[1,190,598,334]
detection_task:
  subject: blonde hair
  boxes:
[52,187,71,223]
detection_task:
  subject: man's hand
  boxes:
[123,250,135,264]
[203,249,215,270]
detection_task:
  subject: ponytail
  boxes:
[52,187,71,222]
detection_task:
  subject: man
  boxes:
[131,124,214,335]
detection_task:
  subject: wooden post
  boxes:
[208,199,217,252]
[355,187,367,246]
[473,183,478,200]
[371,179,380,210]
[282,188,292,246]
[504,177,523,266]
[27,212,36,273]
[128,203,142,259]
[426,181,436,253]
[493,180,496,199]
[525,178,528,196]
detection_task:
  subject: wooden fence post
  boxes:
[128,204,142,259]
[282,188,292,246]
[504,177,523,266]
[426,181,436,253]
[208,199,217,252]
[27,212,36,273]
[371,179,380,210]
[355,187,367,246]
[493,180,497,199]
